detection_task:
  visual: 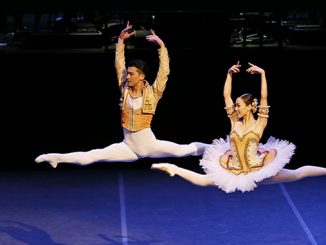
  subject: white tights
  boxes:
[152,164,326,187]
[35,128,209,168]
[260,166,326,184]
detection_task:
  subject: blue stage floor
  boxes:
[0,167,325,245]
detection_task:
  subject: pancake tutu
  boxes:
[199,136,296,193]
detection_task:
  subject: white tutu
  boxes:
[199,136,296,193]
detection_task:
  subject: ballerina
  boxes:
[152,61,326,193]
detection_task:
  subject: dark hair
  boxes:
[240,93,258,113]
[240,93,254,106]
[127,59,149,78]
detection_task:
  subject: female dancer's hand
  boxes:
[228,61,241,75]
[246,62,265,75]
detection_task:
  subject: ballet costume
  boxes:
[200,130,296,193]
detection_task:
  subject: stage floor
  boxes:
[0,167,325,245]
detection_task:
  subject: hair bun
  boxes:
[252,98,258,113]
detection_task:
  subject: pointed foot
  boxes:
[151,163,176,177]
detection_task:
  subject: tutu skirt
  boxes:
[199,136,296,193]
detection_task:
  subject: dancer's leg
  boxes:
[147,140,209,157]
[35,142,139,168]
[124,128,209,158]
[260,165,326,185]
[151,163,214,186]
[131,138,209,158]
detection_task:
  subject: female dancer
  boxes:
[152,61,326,193]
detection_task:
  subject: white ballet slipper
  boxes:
[35,154,46,163]
[191,142,210,156]
[35,154,58,168]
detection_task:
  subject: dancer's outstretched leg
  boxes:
[260,165,326,185]
[131,139,210,158]
[35,142,139,168]
[123,128,210,158]
[151,163,214,186]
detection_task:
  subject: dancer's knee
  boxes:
[77,151,102,165]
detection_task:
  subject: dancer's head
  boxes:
[235,93,258,118]
[126,59,149,87]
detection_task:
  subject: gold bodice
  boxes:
[220,131,265,175]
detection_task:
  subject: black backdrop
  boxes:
[1,9,325,170]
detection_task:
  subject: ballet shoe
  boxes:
[151,163,176,177]
[192,142,210,156]
[35,154,46,163]
[35,154,58,168]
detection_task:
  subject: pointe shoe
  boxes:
[151,163,176,177]
[35,154,58,169]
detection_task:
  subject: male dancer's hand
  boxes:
[146,29,165,48]
[119,21,135,41]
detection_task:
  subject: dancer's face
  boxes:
[127,66,145,88]
[235,98,252,118]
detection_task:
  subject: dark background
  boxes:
[1,3,325,171]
